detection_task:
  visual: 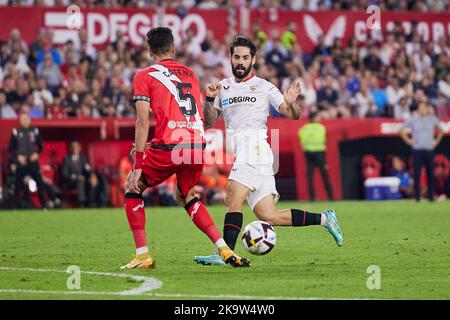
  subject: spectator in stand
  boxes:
[300,73,318,114]
[185,28,203,59]
[27,96,45,119]
[252,20,268,49]
[2,76,19,107]
[7,28,28,57]
[379,32,398,66]
[4,49,30,77]
[335,74,352,113]
[355,80,377,118]
[36,38,61,66]
[62,64,85,91]
[394,96,413,120]
[15,79,31,105]
[32,78,53,108]
[312,34,331,61]
[438,73,450,101]
[345,65,360,96]
[420,70,439,102]
[433,36,450,57]
[46,97,66,119]
[29,28,47,64]
[62,141,105,207]
[281,21,298,52]
[0,41,9,67]
[265,38,288,76]
[363,45,383,73]
[317,74,339,119]
[386,77,405,114]
[413,46,432,77]
[0,89,16,118]
[36,53,62,94]
[201,39,227,68]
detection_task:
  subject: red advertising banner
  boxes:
[0,7,230,48]
[1,7,449,52]
[249,9,450,51]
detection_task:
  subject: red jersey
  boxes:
[132,59,205,148]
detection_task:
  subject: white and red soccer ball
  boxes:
[241,221,276,255]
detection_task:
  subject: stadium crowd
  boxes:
[0,3,450,120]
[0,3,449,207]
[0,0,449,12]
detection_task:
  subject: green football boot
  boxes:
[322,209,344,247]
[194,253,227,266]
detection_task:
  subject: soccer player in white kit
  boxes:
[194,37,343,266]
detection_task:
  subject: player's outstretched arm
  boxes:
[204,81,221,129]
[279,81,302,120]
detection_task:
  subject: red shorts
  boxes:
[141,147,204,197]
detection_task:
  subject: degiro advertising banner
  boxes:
[0,7,449,51]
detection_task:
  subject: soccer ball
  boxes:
[241,221,276,255]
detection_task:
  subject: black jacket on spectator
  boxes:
[8,127,43,158]
[62,154,91,183]
[8,126,47,208]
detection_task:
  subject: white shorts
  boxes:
[228,163,280,211]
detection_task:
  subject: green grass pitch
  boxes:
[0,200,449,300]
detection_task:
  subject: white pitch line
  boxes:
[0,266,372,300]
[0,266,162,296]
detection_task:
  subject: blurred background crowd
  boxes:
[0,0,449,12]
[1,2,449,121]
[0,1,449,209]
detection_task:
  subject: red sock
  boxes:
[185,198,222,244]
[125,193,147,250]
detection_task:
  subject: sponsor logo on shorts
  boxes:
[167,121,203,130]
[168,121,177,129]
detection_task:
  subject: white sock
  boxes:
[214,238,227,249]
[320,213,327,226]
[136,246,148,255]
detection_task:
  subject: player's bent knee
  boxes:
[175,193,185,206]
[176,187,197,206]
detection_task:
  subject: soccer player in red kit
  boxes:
[121,27,250,269]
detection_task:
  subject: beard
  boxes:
[232,63,252,79]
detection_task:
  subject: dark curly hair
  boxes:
[230,36,257,57]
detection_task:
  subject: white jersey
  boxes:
[213,75,285,174]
